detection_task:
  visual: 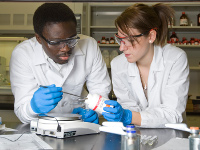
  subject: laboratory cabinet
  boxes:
[86,2,200,102]
[0,2,85,35]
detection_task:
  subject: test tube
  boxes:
[147,136,158,146]
[141,135,152,145]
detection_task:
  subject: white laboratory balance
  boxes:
[30,113,101,138]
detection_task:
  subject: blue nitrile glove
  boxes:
[72,107,99,124]
[102,100,132,127]
[30,84,63,114]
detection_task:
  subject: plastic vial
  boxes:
[125,130,140,150]
[189,127,200,150]
[85,94,111,114]
[180,12,188,26]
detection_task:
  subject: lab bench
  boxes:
[2,122,190,150]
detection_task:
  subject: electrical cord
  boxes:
[0,131,31,142]
[38,114,61,132]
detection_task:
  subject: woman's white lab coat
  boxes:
[111,44,189,128]
[10,34,111,123]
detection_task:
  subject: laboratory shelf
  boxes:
[175,45,200,48]
[98,44,119,47]
[169,26,200,29]
[189,67,200,70]
[90,26,116,29]
[0,37,28,42]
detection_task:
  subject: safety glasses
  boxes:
[114,31,149,46]
[40,34,80,50]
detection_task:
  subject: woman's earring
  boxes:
[149,40,152,43]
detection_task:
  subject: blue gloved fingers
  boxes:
[103,103,122,114]
[72,107,84,114]
[84,109,95,118]
[84,112,98,122]
[93,117,99,124]
[104,100,120,107]
[41,97,62,106]
[103,107,119,114]
[102,112,116,122]
[102,112,121,120]
[39,104,57,114]
[40,86,62,94]
[43,92,63,100]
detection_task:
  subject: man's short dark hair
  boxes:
[33,3,77,36]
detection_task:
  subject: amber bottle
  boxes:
[180,12,188,26]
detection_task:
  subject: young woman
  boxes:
[102,3,189,128]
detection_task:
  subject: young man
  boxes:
[10,3,111,123]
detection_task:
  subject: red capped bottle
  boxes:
[180,12,188,26]
[170,32,179,43]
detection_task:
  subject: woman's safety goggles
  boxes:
[114,31,149,46]
[114,27,158,46]
[41,34,80,50]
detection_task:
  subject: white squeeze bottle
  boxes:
[85,94,112,114]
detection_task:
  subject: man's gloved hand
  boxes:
[102,100,132,127]
[72,107,99,124]
[30,84,63,114]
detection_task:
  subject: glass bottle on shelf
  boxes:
[101,36,106,44]
[198,12,200,26]
[194,39,199,45]
[168,17,174,26]
[180,12,188,26]
[190,38,195,45]
[106,38,110,44]
[170,32,179,44]
[182,37,187,45]
[109,37,115,44]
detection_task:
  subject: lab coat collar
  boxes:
[127,45,164,77]
[127,62,138,77]
[148,45,165,93]
[33,37,84,66]
[33,38,46,66]
[150,45,165,72]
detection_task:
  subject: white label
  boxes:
[180,19,188,25]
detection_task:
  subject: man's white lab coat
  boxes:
[10,34,111,123]
[111,44,189,128]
